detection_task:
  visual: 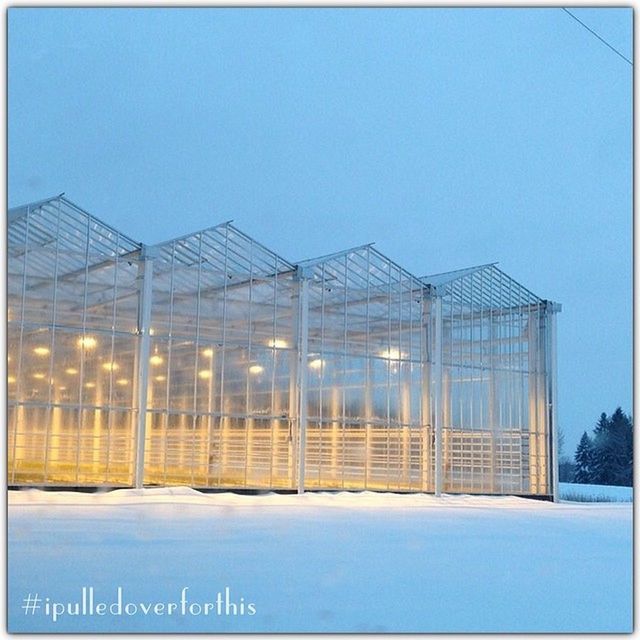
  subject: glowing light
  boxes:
[65,368,78,375]
[380,347,401,360]
[8,376,15,383]
[77,336,97,349]
[267,339,288,349]
[58,386,67,391]
[202,348,215,358]
[116,378,129,386]
[154,375,166,382]
[149,354,164,366]
[34,346,50,356]
[85,382,96,389]
[309,358,324,370]
[32,373,46,380]
[102,362,120,372]
[249,365,264,375]
[198,370,211,380]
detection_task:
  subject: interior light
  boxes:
[32,373,46,380]
[267,339,288,349]
[154,375,166,382]
[116,379,129,386]
[198,370,211,380]
[102,362,120,372]
[8,376,15,383]
[203,348,215,358]
[309,358,324,370]
[33,346,50,356]
[77,336,97,349]
[380,347,401,360]
[249,365,264,375]
[65,368,78,375]
[150,354,164,366]
[85,382,96,389]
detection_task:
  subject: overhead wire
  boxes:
[562,8,632,66]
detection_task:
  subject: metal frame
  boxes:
[7,196,561,497]
[133,246,156,488]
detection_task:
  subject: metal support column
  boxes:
[433,295,444,497]
[134,246,155,489]
[527,311,540,494]
[296,268,310,494]
[547,302,561,502]
[488,314,498,493]
[420,295,432,492]
[288,281,301,487]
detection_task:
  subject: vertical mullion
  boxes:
[42,202,62,481]
[364,251,371,489]
[75,215,92,484]
[433,294,443,497]
[268,260,278,488]
[548,306,559,501]
[133,248,154,489]
[420,291,431,493]
[318,264,326,485]
[397,270,404,489]
[217,233,229,487]
[164,246,176,484]
[104,232,121,482]
[296,271,309,494]
[244,240,255,488]
[385,259,392,490]
[191,234,204,486]
[9,207,31,484]
[341,256,348,488]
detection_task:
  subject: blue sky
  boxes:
[8,8,632,455]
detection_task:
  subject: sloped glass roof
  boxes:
[8,195,549,311]
[300,244,425,304]
[8,194,141,267]
[151,221,295,295]
[8,196,143,317]
[421,263,543,309]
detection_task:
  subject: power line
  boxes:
[562,8,632,66]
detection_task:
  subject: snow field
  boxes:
[8,488,632,633]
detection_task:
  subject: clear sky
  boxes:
[8,7,632,456]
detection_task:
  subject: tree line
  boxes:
[559,407,633,487]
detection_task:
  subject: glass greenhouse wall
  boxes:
[7,196,560,497]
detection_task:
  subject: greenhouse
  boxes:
[7,195,561,498]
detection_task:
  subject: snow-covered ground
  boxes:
[8,488,632,633]
[559,481,633,502]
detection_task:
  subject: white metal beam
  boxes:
[433,296,443,497]
[296,270,310,495]
[548,304,560,502]
[134,248,155,489]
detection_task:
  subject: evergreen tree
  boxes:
[624,414,633,486]
[590,408,633,486]
[609,407,633,486]
[573,431,593,484]
[591,413,617,485]
[594,412,610,436]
